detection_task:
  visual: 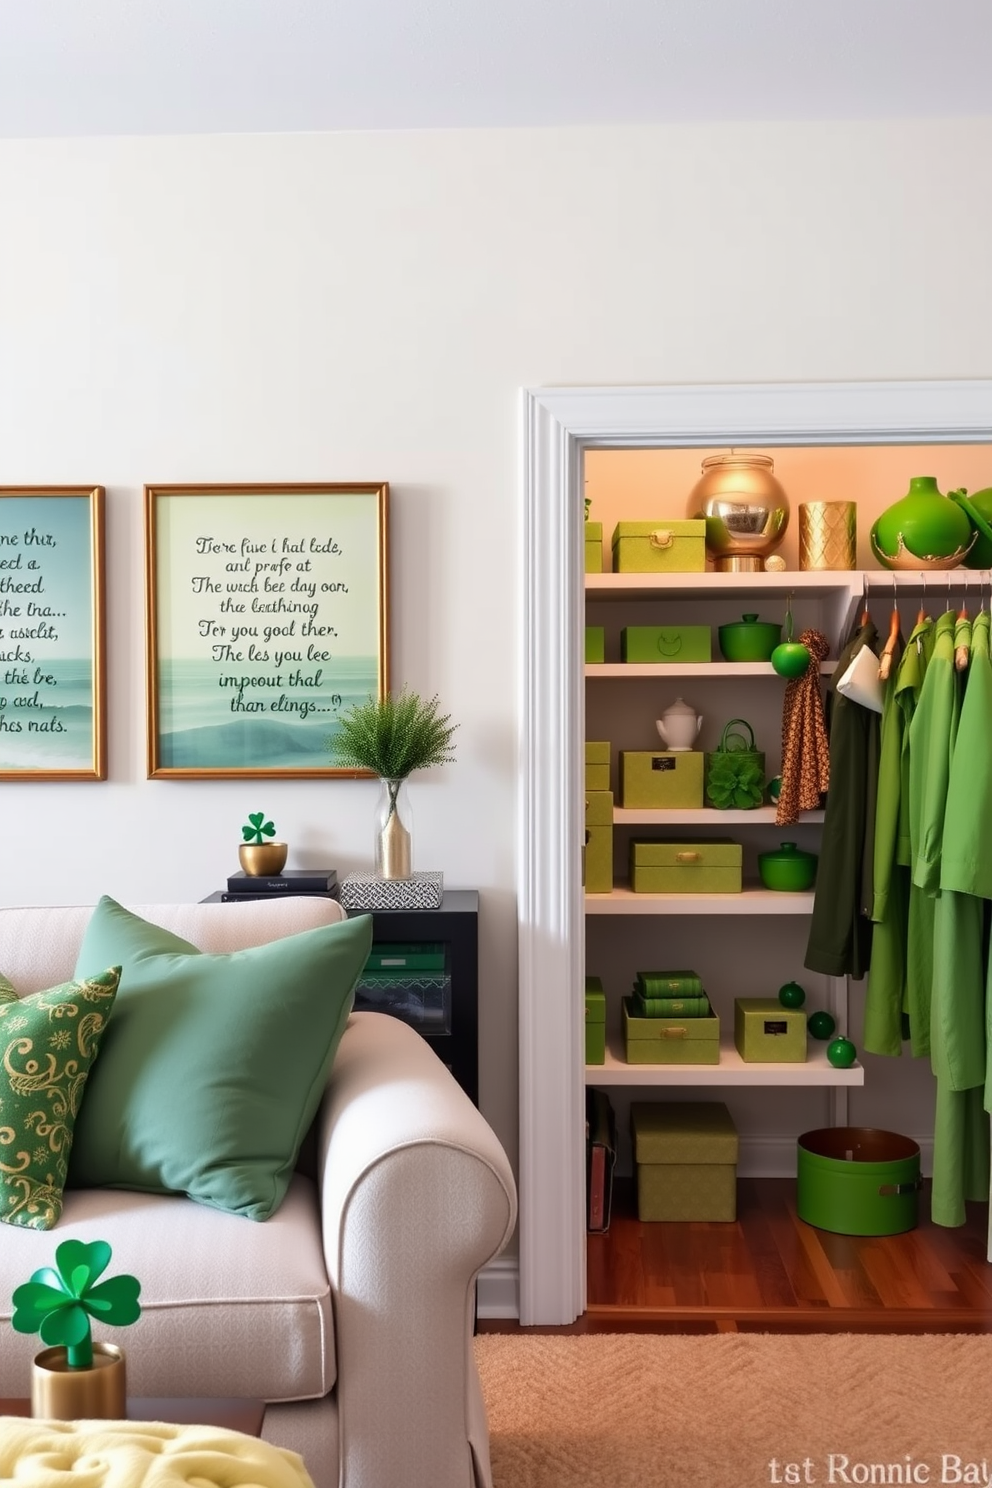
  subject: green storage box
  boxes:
[629,838,742,894]
[585,789,614,826]
[619,750,704,809]
[631,1101,739,1221]
[622,996,720,1065]
[797,1127,922,1236]
[585,739,611,792]
[584,823,614,894]
[620,626,712,664]
[585,521,604,574]
[585,625,605,663]
[734,997,808,1063]
[585,976,606,1065]
[611,520,707,574]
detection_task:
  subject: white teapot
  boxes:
[655,697,703,753]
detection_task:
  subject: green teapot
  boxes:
[870,476,977,570]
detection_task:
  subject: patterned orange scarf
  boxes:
[776,628,831,827]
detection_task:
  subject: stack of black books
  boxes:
[221,868,339,903]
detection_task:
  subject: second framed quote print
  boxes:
[145,483,389,778]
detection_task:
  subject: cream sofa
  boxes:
[0,897,517,1488]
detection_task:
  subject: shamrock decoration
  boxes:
[706,752,765,810]
[242,811,276,846]
[12,1239,141,1369]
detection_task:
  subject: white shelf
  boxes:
[585,883,815,914]
[586,661,837,678]
[587,1035,864,1088]
[585,571,856,599]
[612,807,825,825]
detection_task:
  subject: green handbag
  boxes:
[704,719,766,810]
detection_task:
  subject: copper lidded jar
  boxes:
[686,451,790,572]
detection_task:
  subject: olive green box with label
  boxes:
[611,520,707,574]
[630,1100,739,1221]
[620,626,712,664]
[734,997,808,1063]
[619,751,704,809]
[629,838,742,894]
[585,521,604,574]
[585,976,606,1065]
[622,997,720,1065]
[585,740,610,792]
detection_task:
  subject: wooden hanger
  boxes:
[860,573,870,628]
[878,576,901,682]
[955,573,971,672]
[916,572,928,628]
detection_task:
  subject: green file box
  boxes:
[585,626,605,663]
[585,521,604,574]
[622,997,720,1065]
[629,838,742,894]
[619,751,704,809]
[734,998,808,1063]
[584,824,613,894]
[620,626,712,664]
[585,790,614,826]
[630,1100,739,1221]
[611,520,707,574]
[585,740,610,792]
[585,976,606,1065]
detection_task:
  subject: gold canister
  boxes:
[32,1342,127,1419]
[686,451,790,572]
[799,501,857,570]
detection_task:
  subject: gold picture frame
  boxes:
[0,486,106,781]
[145,482,389,778]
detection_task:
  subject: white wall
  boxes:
[1,116,990,1189]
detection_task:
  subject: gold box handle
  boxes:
[649,528,674,550]
[675,851,701,863]
[662,1027,688,1039]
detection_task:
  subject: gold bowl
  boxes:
[238,842,288,876]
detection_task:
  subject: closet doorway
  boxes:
[518,379,992,1327]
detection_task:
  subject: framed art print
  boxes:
[0,486,106,781]
[145,482,389,777]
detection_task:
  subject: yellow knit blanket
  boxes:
[0,1418,314,1488]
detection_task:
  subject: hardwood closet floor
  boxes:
[479,1179,992,1335]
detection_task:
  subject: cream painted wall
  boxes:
[1,116,990,1192]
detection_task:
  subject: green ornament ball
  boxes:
[778,981,806,1009]
[807,1009,836,1040]
[827,1036,857,1069]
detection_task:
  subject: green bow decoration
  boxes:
[705,753,765,811]
[242,811,276,846]
[11,1239,141,1369]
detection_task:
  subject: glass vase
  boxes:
[374,776,413,879]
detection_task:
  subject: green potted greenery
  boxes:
[329,690,458,879]
[239,811,288,877]
[12,1238,141,1418]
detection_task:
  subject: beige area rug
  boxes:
[475,1333,992,1488]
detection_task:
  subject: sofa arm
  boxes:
[316,1011,516,1488]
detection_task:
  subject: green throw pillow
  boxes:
[68,896,372,1220]
[0,966,120,1231]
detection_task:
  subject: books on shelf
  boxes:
[636,969,704,997]
[586,1087,617,1234]
[632,992,711,1018]
[226,868,338,896]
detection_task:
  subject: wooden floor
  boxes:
[479,1179,992,1335]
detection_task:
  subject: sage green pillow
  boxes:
[69,896,372,1220]
[0,966,120,1231]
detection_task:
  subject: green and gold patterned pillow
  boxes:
[0,967,120,1230]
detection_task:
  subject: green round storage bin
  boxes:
[796,1127,922,1236]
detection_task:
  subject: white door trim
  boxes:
[518,378,992,1325]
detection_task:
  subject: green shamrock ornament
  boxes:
[12,1238,141,1369]
[242,811,276,846]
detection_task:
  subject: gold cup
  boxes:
[799,501,857,570]
[238,841,288,876]
[32,1342,126,1419]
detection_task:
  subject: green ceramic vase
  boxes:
[870,475,976,570]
